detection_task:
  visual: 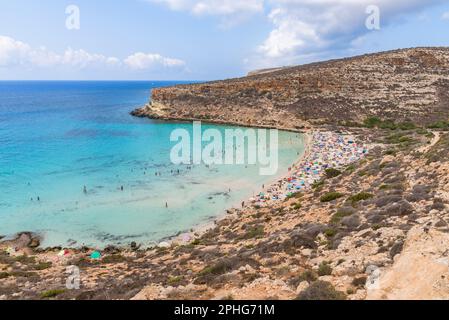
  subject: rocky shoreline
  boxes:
[2,47,449,300]
[2,123,448,300]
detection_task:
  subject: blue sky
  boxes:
[1,0,449,80]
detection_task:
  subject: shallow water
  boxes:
[0,81,305,248]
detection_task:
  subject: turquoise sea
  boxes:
[0,81,305,248]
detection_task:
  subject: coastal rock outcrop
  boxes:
[133,48,449,128]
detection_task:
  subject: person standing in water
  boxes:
[83,186,87,194]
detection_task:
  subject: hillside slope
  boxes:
[133,48,449,129]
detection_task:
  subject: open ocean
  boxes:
[0,81,305,248]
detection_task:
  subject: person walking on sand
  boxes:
[241,201,245,208]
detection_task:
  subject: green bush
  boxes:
[34,261,52,270]
[199,259,234,277]
[352,276,367,288]
[312,180,325,190]
[363,116,417,131]
[325,168,342,179]
[318,262,333,276]
[292,202,302,210]
[102,255,127,264]
[298,270,318,283]
[398,122,417,130]
[244,226,265,239]
[364,117,382,128]
[0,272,10,279]
[320,192,344,202]
[383,149,396,156]
[385,133,415,145]
[286,192,303,200]
[330,208,354,225]
[40,289,65,299]
[324,228,337,238]
[427,120,449,129]
[345,164,356,173]
[296,281,346,300]
[167,276,183,285]
[348,192,374,205]
[379,120,397,130]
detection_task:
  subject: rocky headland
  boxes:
[2,48,449,300]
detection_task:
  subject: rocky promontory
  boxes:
[133,47,449,129]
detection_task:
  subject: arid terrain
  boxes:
[133,47,449,129]
[1,48,449,300]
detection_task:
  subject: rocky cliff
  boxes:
[133,47,449,129]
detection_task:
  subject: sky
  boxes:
[1,0,449,80]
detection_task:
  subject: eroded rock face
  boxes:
[367,225,449,300]
[133,48,449,128]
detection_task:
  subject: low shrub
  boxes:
[348,192,374,205]
[325,168,342,179]
[34,261,52,270]
[352,276,367,288]
[312,180,325,190]
[292,202,302,210]
[318,262,333,276]
[40,289,65,299]
[330,207,355,225]
[243,226,265,239]
[298,270,318,283]
[102,254,127,264]
[296,281,346,300]
[320,192,344,203]
[167,276,183,285]
[363,117,382,128]
[427,120,449,130]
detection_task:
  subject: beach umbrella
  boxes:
[90,251,101,260]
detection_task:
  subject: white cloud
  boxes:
[0,36,32,66]
[0,35,120,69]
[250,0,446,68]
[442,11,449,20]
[151,0,264,15]
[0,35,185,72]
[191,0,264,16]
[149,0,264,26]
[124,52,185,70]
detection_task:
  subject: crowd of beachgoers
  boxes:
[250,131,369,206]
